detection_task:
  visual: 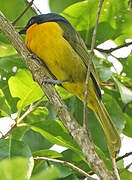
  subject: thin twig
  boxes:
[31,2,42,15]
[0,97,44,139]
[111,158,120,180]
[34,156,97,180]
[95,41,132,53]
[12,0,34,25]
[101,82,132,89]
[125,162,132,170]
[83,0,104,128]
[116,152,132,162]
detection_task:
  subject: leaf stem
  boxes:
[34,156,97,180]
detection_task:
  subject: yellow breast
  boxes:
[25,21,96,107]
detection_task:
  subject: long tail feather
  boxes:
[94,100,121,157]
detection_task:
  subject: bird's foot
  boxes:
[43,77,69,85]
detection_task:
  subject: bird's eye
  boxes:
[29,19,34,25]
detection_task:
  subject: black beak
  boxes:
[19,27,27,34]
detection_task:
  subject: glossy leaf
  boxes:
[8,69,44,110]
[60,174,79,180]
[61,0,132,46]
[33,149,62,158]
[0,138,33,179]
[0,55,26,113]
[0,89,11,117]
[49,0,82,13]
[30,120,84,160]
[122,54,132,79]
[0,138,32,160]
[26,106,49,123]
[22,129,53,152]
[120,170,132,180]
[102,93,125,133]
[114,77,132,104]
[31,167,59,180]
[0,0,35,44]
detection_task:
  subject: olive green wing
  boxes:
[57,21,102,99]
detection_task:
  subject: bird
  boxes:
[19,13,121,157]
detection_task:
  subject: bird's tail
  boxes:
[93,100,121,157]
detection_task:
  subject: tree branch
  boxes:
[34,156,96,180]
[0,11,115,180]
[95,41,132,54]
[116,152,132,162]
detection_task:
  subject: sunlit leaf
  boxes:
[61,0,132,46]
[0,89,11,117]
[120,169,132,180]
[8,69,44,110]
[33,149,62,159]
[49,0,82,13]
[114,77,132,104]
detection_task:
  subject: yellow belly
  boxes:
[25,22,97,108]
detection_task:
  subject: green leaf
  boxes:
[120,170,132,180]
[61,0,132,46]
[0,157,32,180]
[93,56,112,82]
[56,86,73,99]
[61,1,98,32]
[0,89,11,117]
[33,149,62,159]
[123,114,132,137]
[49,0,82,13]
[49,162,73,178]
[0,138,33,179]
[122,54,132,79]
[62,149,91,173]
[95,146,112,171]
[0,55,26,113]
[26,106,49,123]
[30,120,84,160]
[0,55,26,79]
[31,167,59,180]
[102,93,125,133]
[97,66,112,82]
[12,126,29,140]
[8,69,44,110]
[0,138,32,160]
[60,174,79,180]
[0,0,35,44]
[0,42,16,57]
[22,129,53,152]
[114,77,132,104]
